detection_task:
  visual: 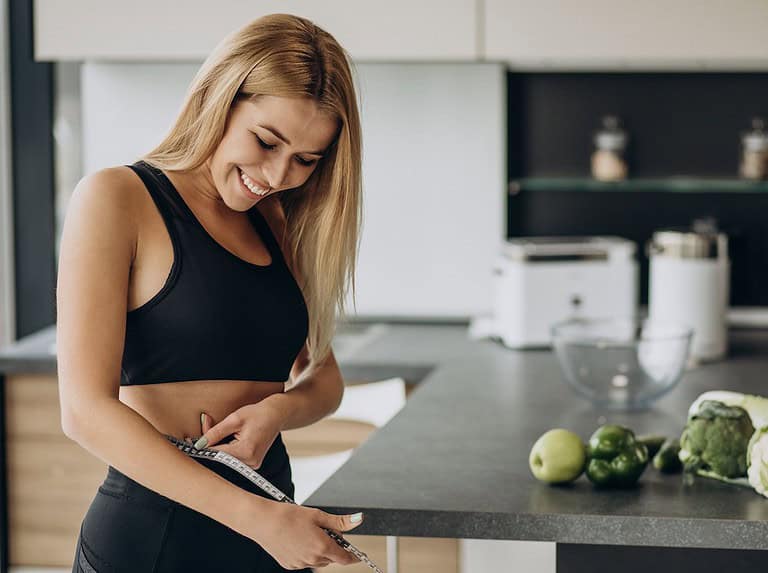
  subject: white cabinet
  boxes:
[33,0,768,69]
[484,0,768,70]
[34,0,478,62]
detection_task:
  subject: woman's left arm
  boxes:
[262,343,345,431]
[259,193,345,430]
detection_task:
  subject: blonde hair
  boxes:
[141,13,362,369]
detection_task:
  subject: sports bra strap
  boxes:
[128,160,193,223]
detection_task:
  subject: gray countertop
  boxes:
[5,323,768,549]
[306,324,768,550]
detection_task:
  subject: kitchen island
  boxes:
[304,323,768,572]
[2,323,768,572]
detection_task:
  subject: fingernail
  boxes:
[350,512,363,523]
[201,412,206,427]
[194,436,208,449]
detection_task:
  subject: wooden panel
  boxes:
[35,0,477,61]
[5,374,107,566]
[486,0,768,70]
[283,418,377,457]
[324,537,459,573]
[399,537,459,572]
[324,535,388,572]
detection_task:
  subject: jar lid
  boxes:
[742,117,768,152]
[648,222,728,260]
[594,115,627,152]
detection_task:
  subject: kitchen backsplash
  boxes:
[506,72,768,307]
[508,72,768,177]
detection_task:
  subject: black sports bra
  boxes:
[119,160,309,386]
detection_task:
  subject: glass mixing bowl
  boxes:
[551,317,693,410]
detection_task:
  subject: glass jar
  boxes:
[591,115,628,182]
[740,117,768,181]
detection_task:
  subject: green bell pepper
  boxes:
[585,424,649,488]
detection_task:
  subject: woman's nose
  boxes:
[264,157,291,190]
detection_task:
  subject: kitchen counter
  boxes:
[3,323,768,570]
[302,324,768,562]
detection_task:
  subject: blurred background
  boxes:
[0,0,764,348]
[1,2,768,572]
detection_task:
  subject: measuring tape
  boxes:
[164,434,382,572]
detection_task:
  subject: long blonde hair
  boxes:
[141,13,362,369]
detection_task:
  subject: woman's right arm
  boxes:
[56,169,362,569]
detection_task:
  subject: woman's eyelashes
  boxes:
[254,134,317,167]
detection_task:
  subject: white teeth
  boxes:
[239,169,269,196]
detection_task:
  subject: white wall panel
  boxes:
[348,63,505,318]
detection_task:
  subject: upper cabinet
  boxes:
[484,0,768,70]
[33,0,478,62]
[35,0,768,69]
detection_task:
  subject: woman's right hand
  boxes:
[245,497,365,569]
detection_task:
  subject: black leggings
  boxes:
[72,434,312,573]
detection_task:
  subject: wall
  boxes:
[0,0,15,346]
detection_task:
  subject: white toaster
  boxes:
[491,236,638,349]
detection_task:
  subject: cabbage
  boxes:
[688,391,768,498]
[747,426,768,498]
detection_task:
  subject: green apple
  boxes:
[529,428,586,484]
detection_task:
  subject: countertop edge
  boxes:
[302,506,768,549]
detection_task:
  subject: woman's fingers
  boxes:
[201,412,213,434]
[316,511,364,534]
[313,511,364,565]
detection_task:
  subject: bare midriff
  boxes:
[119,380,286,441]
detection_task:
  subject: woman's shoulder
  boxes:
[69,165,149,246]
[63,166,144,269]
[77,164,161,218]
[75,165,147,205]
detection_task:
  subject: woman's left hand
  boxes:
[188,401,284,469]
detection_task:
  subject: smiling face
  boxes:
[204,95,339,209]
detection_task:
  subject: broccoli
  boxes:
[679,400,755,482]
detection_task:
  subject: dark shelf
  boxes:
[510,177,768,194]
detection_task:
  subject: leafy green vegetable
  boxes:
[747,426,768,498]
[679,400,755,482]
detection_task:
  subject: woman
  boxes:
[57,13,364,572]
